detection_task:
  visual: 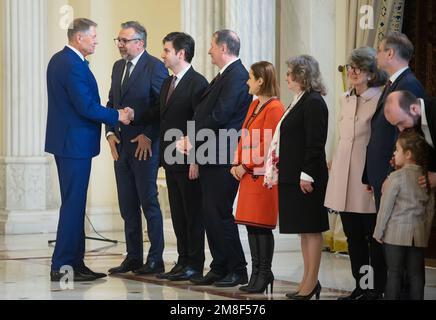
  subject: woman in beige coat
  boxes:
[324,47,387,300]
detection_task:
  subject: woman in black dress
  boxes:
[265,55,329,300]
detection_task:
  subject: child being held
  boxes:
[374,129,435,300]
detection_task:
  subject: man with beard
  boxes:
[106,21,168,275]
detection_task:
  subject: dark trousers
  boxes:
[52,157,91,271]
[165,169,205,271]
[199,166,247,275]
[340,212,387,294]
[384,243,425,300]
[246,226,273,235]
[114,142,164,263]
[373,184,382,213]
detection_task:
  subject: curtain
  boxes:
[403,0,436,97]
[372,0,405,48]
[346,0,405,59]
[403,0,436,259]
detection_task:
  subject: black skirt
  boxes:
[278,182,329,234]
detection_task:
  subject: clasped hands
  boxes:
[108,133,152,162]
[118,107,135,125]
[176,136,193,155]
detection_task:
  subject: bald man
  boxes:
[384,91,436,188]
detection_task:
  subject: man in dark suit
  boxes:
[105,21,168,275]
[178,30,252,287]
[362,31,426,299]
[45,18,131,282]
[136,32,208,281]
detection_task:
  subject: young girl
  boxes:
[374,129,435,300]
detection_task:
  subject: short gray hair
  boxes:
[67,18,97,41]
[348,47,388,88]
[213,29,240,57]
[286,55,327,96]
[383,31,414,62]
[121,21,147,48]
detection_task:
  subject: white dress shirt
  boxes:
[66,45,85,61]
[121,50,145,85]
[219,58,239,75]
[420,99,434,148]
[173,64,192,88]
[108,50,148,140]
[390,66,409,84]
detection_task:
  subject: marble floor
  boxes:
[1,228,435,300]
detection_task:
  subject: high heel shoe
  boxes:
[245,271,274,294]
[285,290,299,298]
[287,281,321,300]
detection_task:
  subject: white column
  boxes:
[0,0,58,234]
[182,0,276,81]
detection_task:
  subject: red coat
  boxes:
[234,99,285,229]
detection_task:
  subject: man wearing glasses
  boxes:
[106,21,168,275]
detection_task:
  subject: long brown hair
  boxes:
[251,61,280,97]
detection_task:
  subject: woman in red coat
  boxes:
[231,61,284,294]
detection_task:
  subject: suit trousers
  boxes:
[199,166,247,275]
[373,184,382,212]
[52,157,91,271]
[165,169,205,271]
[340,212,386,293]
[384,243,425,300]
[114,142,164,263]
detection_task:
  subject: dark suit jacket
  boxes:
[424,98,436,172]
[363,68,426,188]
[45,47,119,159]
[193,60,252,166]
[105,51,168,153]
[278,90,329,185]
[159,67,208,171]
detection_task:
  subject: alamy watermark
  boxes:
[164,121,273,174]
[360,5,375,30]
[59,5,74,30]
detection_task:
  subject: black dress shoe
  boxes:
[364,290,383,300]
[156,264,185,279]
[167,267,202,282]
[50,270,98,282]
[190,271,224,285]
[134,261,165,275]
[77,265,107,279]
[214,272,248,288]
[108,258,143,274]
[338,288,366,300]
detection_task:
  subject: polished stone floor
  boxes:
[1,228,435,300]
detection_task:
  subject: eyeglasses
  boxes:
[346,65,362,75]
[114,38,141,46]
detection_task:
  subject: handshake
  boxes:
[118,107,134,125]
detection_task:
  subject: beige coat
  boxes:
[373,165,435,248]
[325,87,382,213]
